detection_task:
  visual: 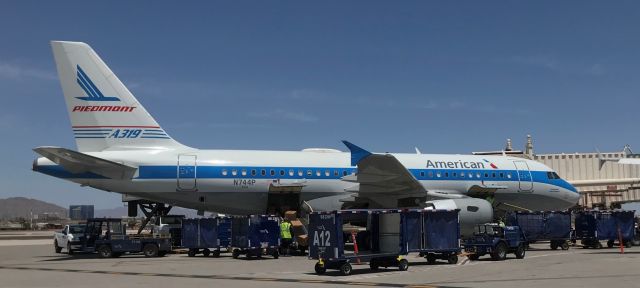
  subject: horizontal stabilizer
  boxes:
[33,146,137,180]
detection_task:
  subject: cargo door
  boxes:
[513,161,533,192]
[177,155,197,191]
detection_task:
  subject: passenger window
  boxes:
[316,170,321,177]
[499,173,504,178]
[460,172,465,178]
[325,170,330,177]
[420,171,425,177]
[298,170,303,177]
[428,171,434,178]
[261,169,266,176]
[280,170,285,176]
[270,169,275,176]
[436,172,441,178]
[468,173,473,178]
[484,173,488,178]
[334,170,339,176]
[476,172,481,178]
[452,172,457,177]
[444,172,449,178]
[289,169,294,176]
[307,170,312,176]
[232,169,238,176]
[492,172,496,178]
[342,170,348,176]
[241,169,247,176]
[222,169,228,176]
[507,173,512,179]
[251,169,256,176]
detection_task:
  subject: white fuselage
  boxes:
[34,148,580,215]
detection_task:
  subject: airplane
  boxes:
[32,41,580,235]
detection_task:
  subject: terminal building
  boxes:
[476,136,640,209]
[69,205,94,220]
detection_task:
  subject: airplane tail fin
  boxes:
[50,41,185,152]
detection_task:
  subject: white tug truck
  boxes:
[53,224,86,254]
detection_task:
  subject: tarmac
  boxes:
[0,239,638,288]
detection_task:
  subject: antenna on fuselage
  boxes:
[415,147,422,154]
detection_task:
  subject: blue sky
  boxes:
[1,1,640,209]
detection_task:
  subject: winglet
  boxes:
[342,140,372,166]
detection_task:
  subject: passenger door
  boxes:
[513,161,533,192]
[177,155,197,191]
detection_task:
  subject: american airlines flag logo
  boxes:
[483,159,498,169]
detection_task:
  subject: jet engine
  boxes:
[424,198,493,238]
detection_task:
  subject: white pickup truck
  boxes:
[53,224,86,254]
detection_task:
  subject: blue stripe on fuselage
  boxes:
[35,164,578,193]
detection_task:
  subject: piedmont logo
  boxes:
[72,65,136,112]
[483,159,499,169]
[75,65,120,101]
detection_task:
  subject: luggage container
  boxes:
[413,209,461,264]
[217,216,232,248]
[575,210,636,248]
[310,209,433,276]
[506,211,572,250]
[181,218,221,257]
[231,215,280,259]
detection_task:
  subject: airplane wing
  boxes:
[33,146,137,180]
[342,141,426,197]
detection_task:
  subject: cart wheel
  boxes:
[187,249,197,257]
[314,262,326,275]
[561,242,570,250]
[97,245,113,258]
[550,242,558,250]
[369,260,379,270]
[143,244,159,257]
[272,249,279,259]
[232,249,240,259]
[468,254,479,261]
[515,244,526,259]
[607,240,614,248]
[596,242,603,249]
[212,250,221,258]
[447,254,458,264]
[54,240,62,254]
[491,242,507,261]
[625,241,633,248]
[203,249,211,257]
[398,259,409,271]
[340,262,353,276]
[426,253,436,264]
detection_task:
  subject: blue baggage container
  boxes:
[231,215,280,259]
[408,210,461,264]
[217,216,232,248]
[309,209,457,276]
[506,211,571,250]
[575,210,636,248]
[181,218,222,257]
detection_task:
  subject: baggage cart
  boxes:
[309,209,419,276]
[231,215,280,259]
[575,210,635,248]
[412,210,461,264]
[181,218,222,257]
[506,211,572,250]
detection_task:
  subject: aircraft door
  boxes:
[177,155,197,191]
[513,160,533,192]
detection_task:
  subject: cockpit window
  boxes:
[547,172,561,179]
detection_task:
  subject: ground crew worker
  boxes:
[280,219,293,255]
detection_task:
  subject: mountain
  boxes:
[0,197,67,220]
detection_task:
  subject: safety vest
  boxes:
[280,222,292,239]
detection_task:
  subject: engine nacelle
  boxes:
[424,198,493,238]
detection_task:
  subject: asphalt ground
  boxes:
[0,242,638,288]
